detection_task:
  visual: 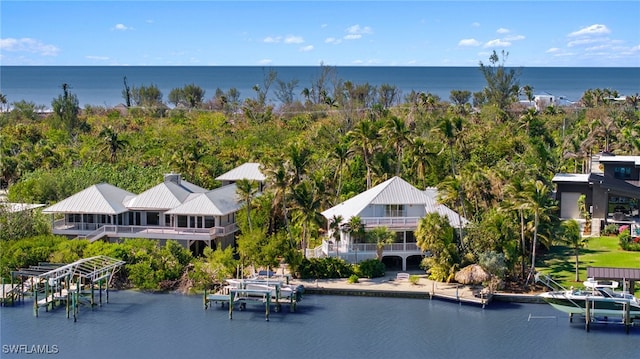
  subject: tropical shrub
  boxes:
[297,257,353,279]
[602,224,619,236]
[619,229,640,251]
[347,274,359,284]
[354,258,385,278]
[409,275,420,285]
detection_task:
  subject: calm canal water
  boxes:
[1,290,637,359]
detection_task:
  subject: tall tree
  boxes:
[99,126,128,163]
[522,179,557,284]
[348,119,380,189]
[367,226,395,261]
[558,219,588,281]
[236,179,258,231]
[329,214,344,258]
[478,50,521,113]
[52,83,80,133]
[415,212,459,282]
[290,180,323,257]
[382,116,410,176]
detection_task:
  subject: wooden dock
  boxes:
[204,278,303,320]
[292,274,493,307]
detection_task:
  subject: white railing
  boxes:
[64,223,239,240]
[360,217,420,228]
[309,240,422,258]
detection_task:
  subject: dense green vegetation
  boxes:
[1,52,639,291]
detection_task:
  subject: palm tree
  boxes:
[236,179,258,231]
[329,214,344,258]
[348,119,380,189]
[407,137,436,189]
[290,180,324,257]
[382,116,410,175]
[344,215,365,245]
[262,160,293,243]
[99,126,128,163]
[330,141,352,202]
[559,219,588,281]
[367,226,395,261]
[522,179,557,284]
[434,115,467,246]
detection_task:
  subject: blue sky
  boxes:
[1,0,639,67]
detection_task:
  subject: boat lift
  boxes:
[535,273,637,333]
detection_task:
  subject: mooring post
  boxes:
[228,291,234,320]
[106,275,110,303]
[99,279,103,307]
[265,293,270,321]
[585,298,590,332]
[66,275,70,319]
[91,280,95,309]
[624,302,631,334]
[203,288,208,310]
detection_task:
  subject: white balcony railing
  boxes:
[360,217,420,228]
[56,222,239,241]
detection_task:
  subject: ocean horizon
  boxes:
[1,66,639,109]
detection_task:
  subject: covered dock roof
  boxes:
[13,255,125,283]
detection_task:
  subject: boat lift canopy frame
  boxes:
[13,255,125,284]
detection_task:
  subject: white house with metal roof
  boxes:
[312,176,469,271]
[42,165,264,251]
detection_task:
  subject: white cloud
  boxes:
[346,24,373,35]
[113,23,133,31]
[300,45,314,52]
[569,24,611,37]
[344,34,362,40]
[284,35,304,44]
[458,38,480,47]
[325,37,341,45]
[258,58,272,65]
[264,35,304,44]
[0,37,59,56]
[263,36,281,43]
[545,47,560,53]
[497,28,510,34]
[567,37,604,47]
[471,22,480,28]
[484,39,511,48]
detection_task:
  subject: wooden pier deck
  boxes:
[204,278,303,320]
[290,272,493,307]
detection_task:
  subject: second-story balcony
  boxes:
[360,217,421,229]
[51,219,239,242]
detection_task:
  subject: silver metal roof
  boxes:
[322,176,467,227]
[215,162,266,182]
[42,183,135,214]
[165,184,241,216]
[125,180,207,210]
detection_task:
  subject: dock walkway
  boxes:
[290,271,493,307]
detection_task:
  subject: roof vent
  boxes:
[164,173,181,185]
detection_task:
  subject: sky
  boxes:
[1,0,639,67]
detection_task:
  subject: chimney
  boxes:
[164,173,181,185]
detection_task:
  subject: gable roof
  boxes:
[126,179,207,210]
[165,184,241,216]
[322,177,468,227]
[215,162,266,182]
[322,176,447,220]
[43,183,135,214]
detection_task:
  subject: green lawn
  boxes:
[537,236,640,296]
